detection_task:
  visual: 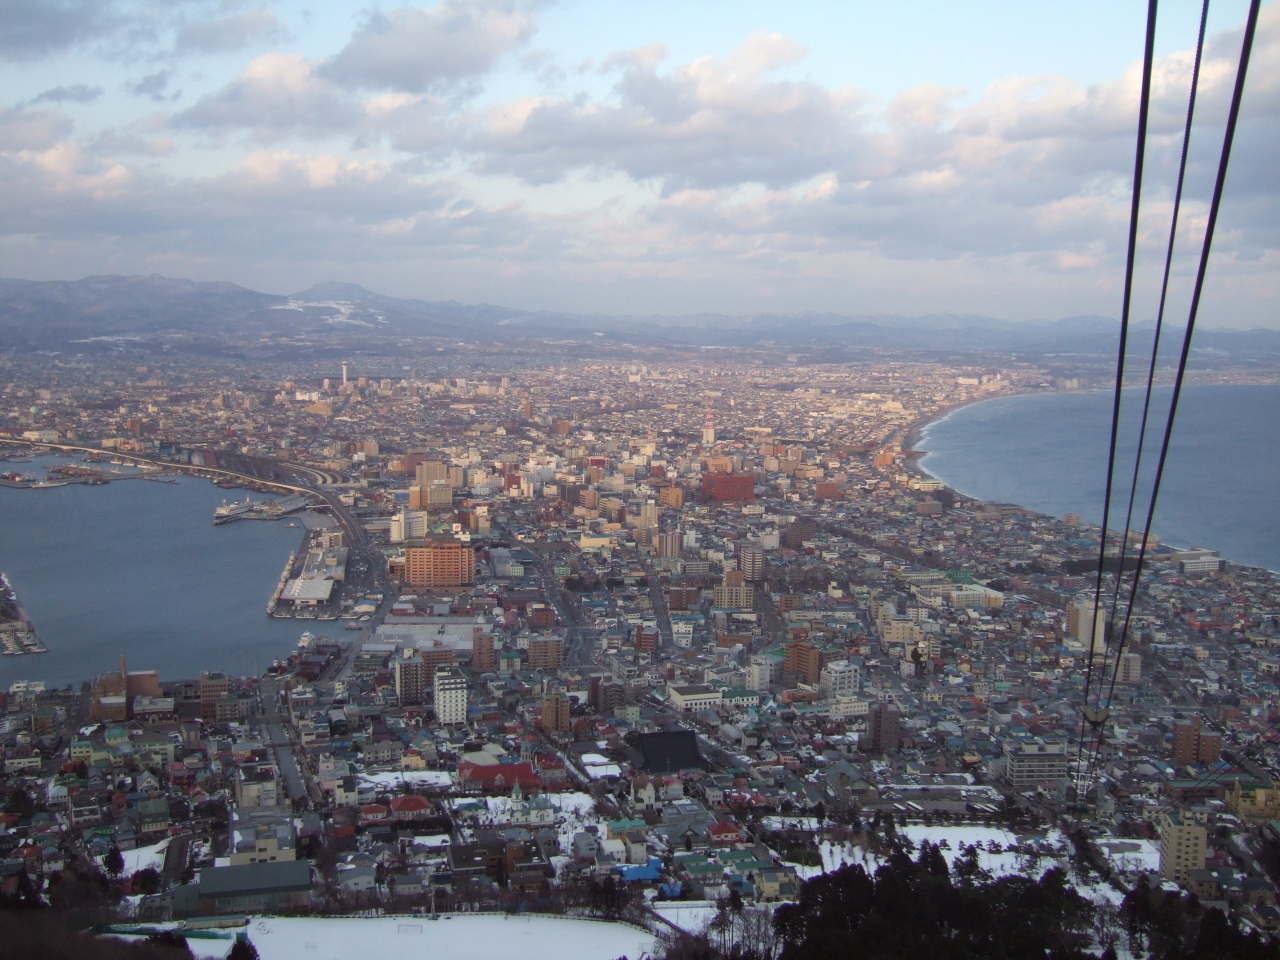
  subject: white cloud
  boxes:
[323,1,536,94]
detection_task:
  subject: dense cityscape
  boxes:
[3,342,1280,958]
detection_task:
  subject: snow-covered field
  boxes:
[782,824,1144,907]
[98,839,168,876]
[247,915,655,960]
[113,915,656,960]
[652,901,721,935]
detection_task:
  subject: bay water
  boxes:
[917,384,1280,571]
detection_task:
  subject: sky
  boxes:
[0,0,1277,327]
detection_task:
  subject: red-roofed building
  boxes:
[359,803,389,825]
[390,794,433,822]
[456,761,541,794]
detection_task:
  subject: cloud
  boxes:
[0,104,73,150]
[127,71,181,102]
[323,0,536,93]
[175,54,361,140]
[32,84,104,104]
[0,0,117,60]
[174,8,287,54]
[474,31,870,189]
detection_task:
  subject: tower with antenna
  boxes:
[702,402,715,445]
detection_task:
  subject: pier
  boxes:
[0,572,47,656]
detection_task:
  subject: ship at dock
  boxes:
[213,493,309,524]
[1,572,48,656]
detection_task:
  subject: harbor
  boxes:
[0,572,47,656]
[213,493,310,524]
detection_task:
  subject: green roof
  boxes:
[198,860,312,898]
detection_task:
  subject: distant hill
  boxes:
[2,273,1278,360]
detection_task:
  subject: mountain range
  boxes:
[2,274,1278,361]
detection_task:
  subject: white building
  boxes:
[820,658,862,700]
[666,683,723,712]
[433,666,468,725]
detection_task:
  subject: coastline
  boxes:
[900,386,1280,576]
[903,388,1044,475]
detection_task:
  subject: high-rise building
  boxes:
[394,653,426,705]
[528,636,565,671]
[404,534,475,587]
[738,545,765,581]
[433,666,468,725]
[414,460,450,484]
[199,671,229,723]
[657,531,683,558]
[1159,812,1206,884]
[819,658,862,700]
[701,472,754,502]
[865,704,901,754]
[783,639,823,686]
[1119,652,1142,684]
[782,517,816,548]
[713,578,753,610]
[472,633,496,672]
[1068,597,1107,654]
[638,501,659,528]
[541,687,572,732]
[1173,716,1221,765]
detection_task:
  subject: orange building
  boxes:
[472,633,496,672]
[404,534,475,587]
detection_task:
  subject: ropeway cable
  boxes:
[1075,0,1160,815]
[1081,0,1263,809]
[1079,0,1211,806]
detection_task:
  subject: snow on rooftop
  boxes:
[359,770,455,789]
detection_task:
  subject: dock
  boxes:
[0,572,47,656]
[267,552,297,617]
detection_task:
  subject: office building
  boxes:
[701,472,755,502]
[1003,738,1068,787]
[819,658,862,700]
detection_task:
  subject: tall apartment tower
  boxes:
[739,545,765,581]
[1068,597,1107,654]
[1118,652,1142,684]
[1172,715,1222,765]
[433,666,468,725]
[1159,812,1206,884]
[394,652,426,705]
[702,404,715,445]
[528,636,565,671]
[541,686,572,732]
[866,704,901,754]
[472,633,496,672]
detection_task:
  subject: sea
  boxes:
[917,383,1280,572]
[0,456,327,689]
